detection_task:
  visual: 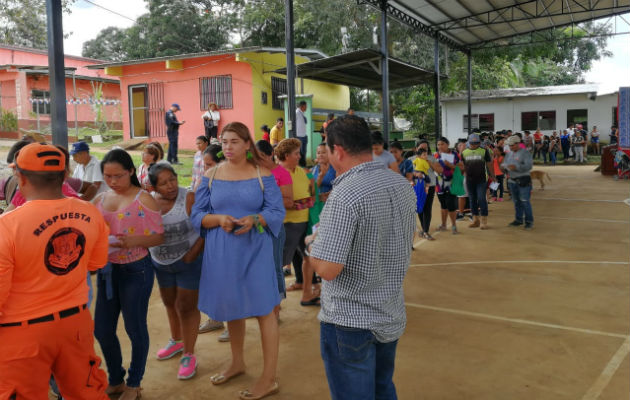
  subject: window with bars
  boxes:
[199,75,233,110]
[271,76,287,110]
[521,111,556,131]
[32,89,51,115]
[463,113,494,132]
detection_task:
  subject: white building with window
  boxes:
[440,84,619,143]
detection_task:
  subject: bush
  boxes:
[0,108,18,132]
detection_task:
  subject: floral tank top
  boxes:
[97,189,164,264]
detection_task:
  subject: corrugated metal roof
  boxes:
[274,48,442,90]
[441,83,620,101]
[363,0,630,50]
[86,47,327,69]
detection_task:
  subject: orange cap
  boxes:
[10,143,65,172]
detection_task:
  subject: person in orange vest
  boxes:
[0,143,110,400]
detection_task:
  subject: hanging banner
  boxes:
[619,87,630,156]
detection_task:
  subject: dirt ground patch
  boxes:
[2,150,624,399]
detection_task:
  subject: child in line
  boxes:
[491,145,505,202]
[191,136,209,190]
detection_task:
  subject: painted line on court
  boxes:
[580,336,630,400]
[492,213,630,224]
[409,260,628,268]
[405,302,629,339]
[535,197,625,203]
[624,198,630,207]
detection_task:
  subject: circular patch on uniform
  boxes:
[44,227,86,275]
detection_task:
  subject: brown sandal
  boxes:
[286,282,303,291]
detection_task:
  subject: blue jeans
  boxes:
[466,180,488,216]
[550,151,557,165]
[94,256,155,388]
[508,181,534,225]
[320,322,398,400]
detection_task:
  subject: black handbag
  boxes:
[515,175,532,187]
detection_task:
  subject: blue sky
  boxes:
[62,0,630,88]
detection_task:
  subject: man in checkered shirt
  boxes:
[307,115,416,400]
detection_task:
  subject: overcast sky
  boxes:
[62,0,630,88]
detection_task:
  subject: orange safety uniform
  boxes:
[0,196,111,400]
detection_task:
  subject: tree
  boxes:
[0,0,74,49]
[82,27,127,61]
[81,0,231,60]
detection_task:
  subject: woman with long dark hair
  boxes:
[93,149,164,400]
[191,122,285,399]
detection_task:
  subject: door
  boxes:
[129,85,148,138]
[148,82,166,138]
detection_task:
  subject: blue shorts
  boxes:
[591,137,599,144]
[152,255,202,290]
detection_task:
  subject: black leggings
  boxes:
[418,185,435,233]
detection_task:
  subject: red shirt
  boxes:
[533,132,542,142]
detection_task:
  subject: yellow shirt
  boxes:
[413,158,430,174]
[284,166,310,223]
[270,125,284,145]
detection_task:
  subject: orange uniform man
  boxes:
[0,143,110,400]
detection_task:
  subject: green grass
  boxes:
[71,127,123,137]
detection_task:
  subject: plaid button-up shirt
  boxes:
[311,161,416,342]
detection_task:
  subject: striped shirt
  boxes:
[311,161,416,342]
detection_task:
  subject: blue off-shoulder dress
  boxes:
[191,174,286,321]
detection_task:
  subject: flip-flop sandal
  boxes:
[300,297,321,307]
[210,371,244,385]
[239,381,280,400]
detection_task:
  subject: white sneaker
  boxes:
[218,329,230,342]
[198,319,224,334]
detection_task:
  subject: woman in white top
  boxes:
[202,102,221,140]
[148,163,204,380]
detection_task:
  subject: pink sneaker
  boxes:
[498,198,504,202]
[491,197,497,202]
[157,339,184,360]
[178,353,197,380]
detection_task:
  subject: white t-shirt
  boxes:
[201,110,220,122]
[72,155,108,193]
[296,108,307,138]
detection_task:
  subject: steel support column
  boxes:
[433,37,441,139]
[467,50,472,136]
[46,0,68,147]
[380,0,390,142]
[284,0,297,138]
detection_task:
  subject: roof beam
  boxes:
[295,56,382,78]
[429,0,629,30]
[422,0,488,42]
[359,0,469,52]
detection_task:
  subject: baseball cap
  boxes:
[70,141,90,155]
[468,133,481,144]
[10,143,65,172]
[172,103,181,110]
[506,135,521,146]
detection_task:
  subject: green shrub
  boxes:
[0,108,18,132]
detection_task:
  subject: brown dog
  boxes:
[530,170,551,190]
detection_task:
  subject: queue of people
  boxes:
[0,111,420,400]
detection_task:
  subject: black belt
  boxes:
[0,304,87,328]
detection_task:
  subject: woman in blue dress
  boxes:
[191,122,285,400]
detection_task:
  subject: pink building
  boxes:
[88,47,350,150]
[0,44,122,135]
